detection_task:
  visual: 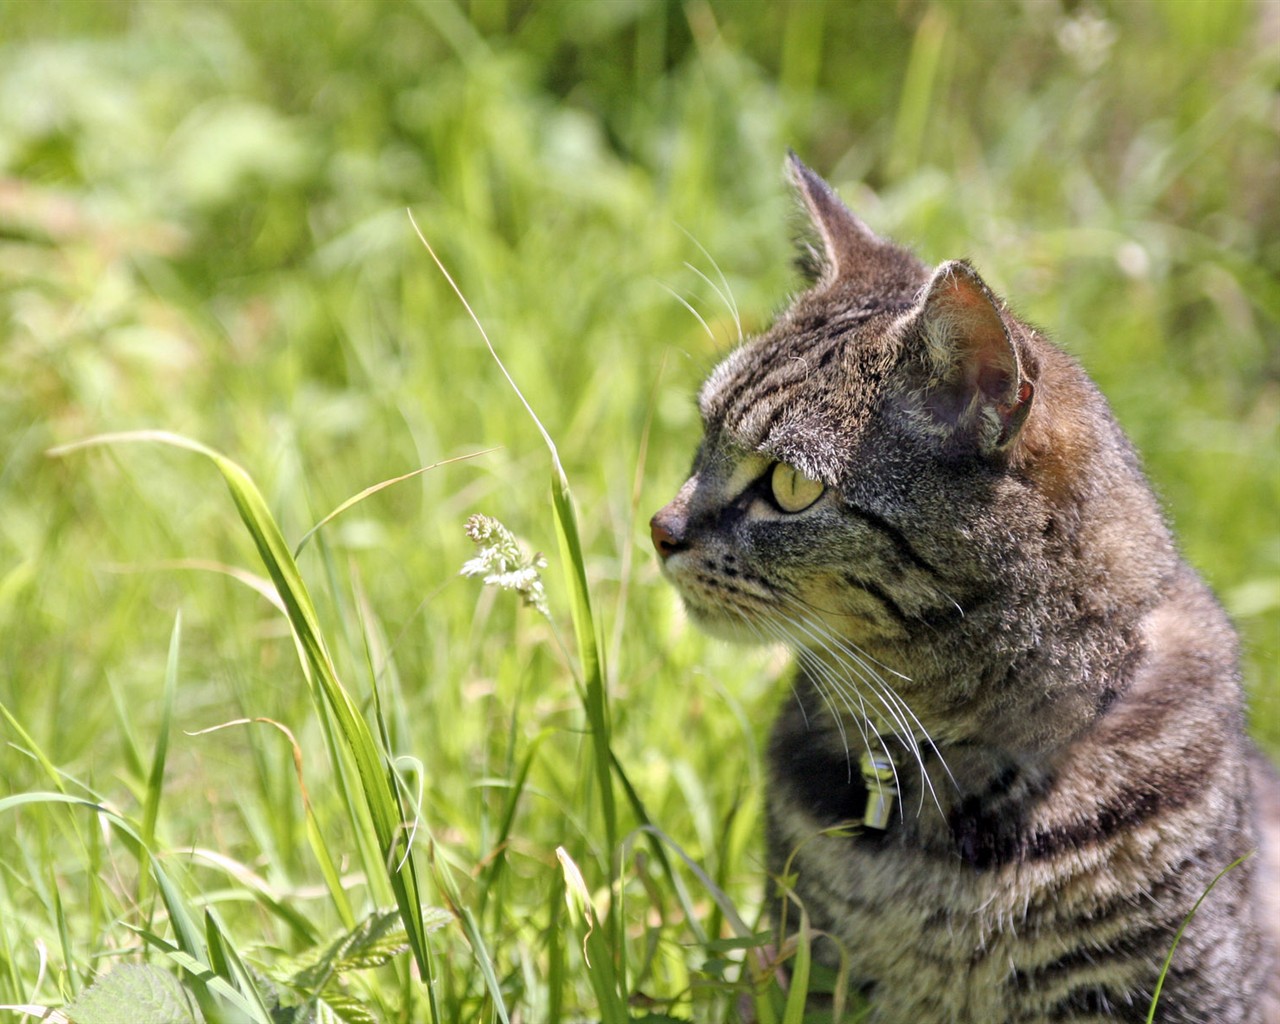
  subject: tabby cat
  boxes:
[650,155,1280,1023]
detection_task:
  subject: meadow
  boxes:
[0,2,1276,1021]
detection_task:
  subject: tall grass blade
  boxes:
[138,611,181,912]
[49,432,436,1005]
[781,910,811,1024]
[143,612,180,844]
[476,731,549,916]
[633,823,747,942]
[458,907,512,1024]
[556,847,627,1024]
[292,451,496,559]
[107,675,149,784]
[888,5,948,180]
[409,215,624,989]
[548,470,620,881]
[204,910,274,1023]
[189,718,355,932]
[49,870,73,1001]
[428,843,511,1024]
[187,845,319,945]
[0,704,65,794]
[546,869,566,1024]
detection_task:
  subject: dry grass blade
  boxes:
[293,449,498,559]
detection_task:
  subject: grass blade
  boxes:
[556,847,627,1024]
[205,909,275,1023]
[143,611,180,844]
[138,611,181,913]
[0,792,269,1023]
[410,215,625,993]
[458,907,512,1024]
[887,5,949,179]
[0,704,65,795]
[189,718,355,932]
[292,451,497,559]
[1145,852,1253,1022]
[781,910,811,1024]
[50,432,436,1001]
[476,730,548,917]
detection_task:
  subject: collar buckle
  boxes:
[860,750,898,830]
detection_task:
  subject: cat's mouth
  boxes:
[661,564,779,643]
[679,602,766,644]
[662,556,894,651]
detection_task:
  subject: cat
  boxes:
[650,154,1280,1023]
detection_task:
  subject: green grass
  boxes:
[1,2,1276,1021]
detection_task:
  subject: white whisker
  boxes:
[657,281,716,346]
[774,607,905,800]
[758,615,855,767]
[771,592,955,818]
[677,225,742,341]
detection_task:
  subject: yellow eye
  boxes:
[770,462,825,513]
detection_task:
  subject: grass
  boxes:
[0,2,1276,1021]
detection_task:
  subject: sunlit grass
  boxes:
[1,2,1276,1021]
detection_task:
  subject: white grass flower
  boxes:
[461,514,550,619]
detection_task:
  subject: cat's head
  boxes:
[651,155,1043,655]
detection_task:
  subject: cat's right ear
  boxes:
[905,260,1034,452]
[786,153,888,287]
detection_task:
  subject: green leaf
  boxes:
[267,905,453,1024]
[313,991,381,1024]
[63,964,204,1024]
[274,909,410,991]
[130,927,273,1024]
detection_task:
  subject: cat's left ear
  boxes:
[786,152,892,287]
[906,260,1034,451]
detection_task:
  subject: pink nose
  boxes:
[649,513,685,560]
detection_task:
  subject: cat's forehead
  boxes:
[697,302,907,481]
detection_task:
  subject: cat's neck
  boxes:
[805,520,1181,760]
[872,360,1184,755]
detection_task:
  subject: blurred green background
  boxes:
[1,1,1276,1020]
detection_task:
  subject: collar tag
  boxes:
[860,750,898,830]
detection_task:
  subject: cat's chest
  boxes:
[761,703,1205,1021]
[766,803,1143,1022]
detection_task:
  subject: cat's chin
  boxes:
[680,603,768,645]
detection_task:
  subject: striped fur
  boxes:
[651,156,1280,1022]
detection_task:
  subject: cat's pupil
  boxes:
[769,462,824,513]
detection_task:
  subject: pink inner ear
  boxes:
[926,266,1018,403]
[975,362,1013,400]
